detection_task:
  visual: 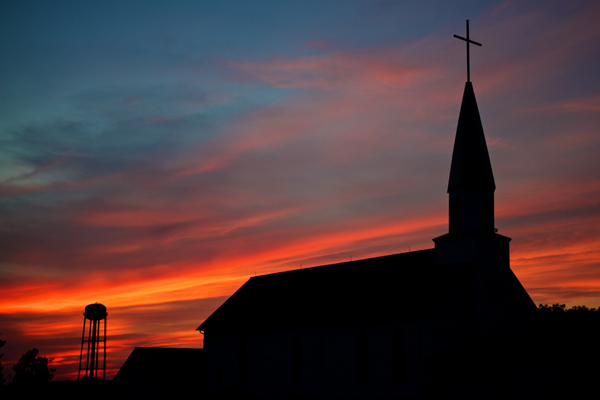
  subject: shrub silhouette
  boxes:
[12,348,56,385]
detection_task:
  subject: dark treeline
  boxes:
[533,303,600,373]
[426,303,600,399]
[524,303,600,398]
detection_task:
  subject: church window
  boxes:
[451,198,462,233]
[293,334,302,385]
[318,329,323,381]
[393,327,405,386]
[357,329,368,386]
[215,362,222,387]
[484,198,494,232]
[487,277,499,299]
[238,338,247,387]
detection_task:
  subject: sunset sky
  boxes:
[2,0,600,381]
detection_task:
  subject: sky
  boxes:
[1,0,600,381]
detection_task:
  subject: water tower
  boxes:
[78,303,107,380]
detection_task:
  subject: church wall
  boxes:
[248,330,294,393]
[203,334,238,389]
[204,322,440,399]
[430,289,471,353]
[314,323,433,399]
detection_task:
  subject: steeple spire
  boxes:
[448,82,495,193]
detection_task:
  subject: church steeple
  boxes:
[433,22,526,341]
[447,82,496,234]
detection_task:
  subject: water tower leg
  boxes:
[103,317,107,380]
[90,319,97,378]
[94,321,101,378]
[86,320,92,377]
[78,317,86,381]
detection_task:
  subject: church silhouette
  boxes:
[197,25,537,399]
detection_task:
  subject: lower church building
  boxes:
[197,79,537,399]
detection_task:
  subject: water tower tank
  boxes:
[85,303,107,321]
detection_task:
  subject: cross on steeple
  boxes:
[454,20,482,82]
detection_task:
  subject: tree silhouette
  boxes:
[12,348,55,385]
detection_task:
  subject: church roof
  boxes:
[197,248,536,337]
[448,82,496,192]
[197,249,475,336]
